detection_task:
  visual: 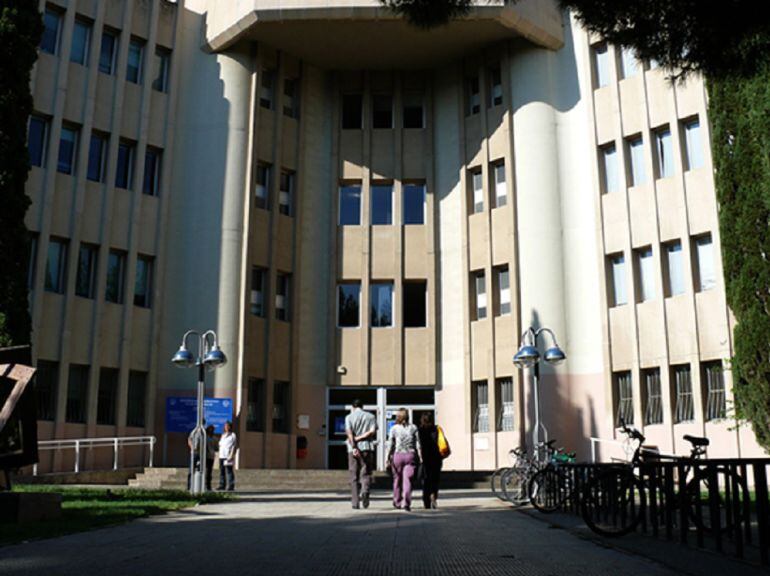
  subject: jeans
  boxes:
[392,452,417,508]
[348,450,375,506]
[218,459,235,491]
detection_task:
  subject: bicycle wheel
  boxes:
[581,468,645,537]
[686,466,747,534]
[529,467,570,513]
[491,467,509,500]
[501,466,530,507]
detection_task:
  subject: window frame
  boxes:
[75,243,98,299]
[370,282,394,328]
[152,47,171,93]
[338,183,362,226]
[402,182,425,225]
[250,266,268,317]
[337,282,361,328]
[672,364,694,423]
[28,115,49,168]
[45,238,68,294]
[126,38,145,85]
[105,250,126,304]
[70,18,92,67]
[58,124,79,175]
[370,182,393,226]
[134,255,153,308]
[615,371,634,426]
[275,272,291,322]
[99,28,119,75]
[40,8,63,55]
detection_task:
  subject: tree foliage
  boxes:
[0,2,41,347]
[378,0,472,28]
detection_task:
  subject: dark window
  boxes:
[66,364,89,424]
[339,184,361,225]
[97,368,118,426]
[115,141,135,189]
[370,282,393,328]
[87,132,108,182]
[403,281,426,328]
[250,267,267,317]
[45,238,67,294]
[126,371,147,427]
[75,243,98,299]
[279,170,293,216]
[615,371,634,426]
[106,250,126,304]
[99,28,118,74]
[35,360,59,421]
[275,273,291,321]
[272,380,291,433]
[246,378,265,432]
[283,78,298,118]
[40,9,62,55]
[28,115,49,167]
[127,39,144,84]
[403,92,424,129]
[260,69,275,109]
[134,255,152,308]
[403,183,425,225]
[488,66,502,107]
[371,183,392,225]
[338,283,360,327]
[255,163,271,210]
[71,19,92,66]
[466,76,480,116]
[152,47,171,93]
[372,94,393,129]
[58,126,78,175]
[143,147,162,196]
[643,368,663,425]
[342,94,363,129]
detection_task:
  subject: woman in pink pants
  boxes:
[387,408,422,511]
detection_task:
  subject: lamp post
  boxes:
[513,326,565,460]
[171,330,227,495]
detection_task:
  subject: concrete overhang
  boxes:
[204,0,564,69]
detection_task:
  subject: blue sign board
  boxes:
[166,397,233,434]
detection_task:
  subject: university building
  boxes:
[25,0,763,473]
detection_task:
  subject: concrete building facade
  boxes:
[25,0,764,473]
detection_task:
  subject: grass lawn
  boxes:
[1,485,232,546]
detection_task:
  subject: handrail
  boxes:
[589,436,633,463]
[32,435,156,475]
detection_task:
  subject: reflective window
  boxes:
[371,183,393,225]
[601,143,619,193]
[283,78,299,118]
[87,132,108,182]
[338,283,360,327]
[339,184,361,225]
[471,169,483,213]
[250,267,267,317]
[673,365,694,423]
[593,43,610,88]
[115,141,135,189]
[45,238,68,294]
[35,360,59,421]
[58,126,78,175]
[664,240,685,296]
[497,378,514,431]
[105,250,126,304]
[615,371,634,425]
[279,170,294,216]
[694,234,715,291]
[643,369,663,425]
[40,9,62,55]
[260,69,274,109]
[627,136,646,186]
[75,243,98,299]
[635,246,655,302]
[495,266,510,316]
[403,183,425,225]
[493,162,506,208]
[275,272,291,321]
[466,76,480,115]
[488,66,502,107]
[255,163,270,209]
[134,255,152,308]
[655,127,674,178]
[704,362,726,421]
[99,29,118,74]
[610,253,627,306]
[473,380,489,432]
[28,115,49,167]
[127,39,144,84]
[620,48,638,79]
[683,118,704,170]
[473,271,486,320]
[152,47,171,93]
[370,282,393,328]
[71,20,92,66]
[143,147,162,196]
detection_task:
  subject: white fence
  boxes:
[32,436,156,475]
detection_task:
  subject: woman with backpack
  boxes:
[418,412,450,509]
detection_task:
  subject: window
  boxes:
[99,28,118,75]
[255,163,271,210]
[152,47,171,93]
[473,380,489,432]
[600,143,619,194]
[283,78,298,118]
[250,267,267,317]
[492,162,506,208]
[683,118,704,171]
[403,182,425,225]
[28,115,49,168]
[75,244,98,299]
[105,250,126,304]
[403,281,426,328]
[371,183,393,225]
[143,147,162,196]
[126,39,144,84]
[635,246,655,302]
[615,371,634,426]
[403,92,424,129]
[58,125,78,175]
[126,371,147,427]
[495,266,511,316]
[275,272,291,321]
[35,360,59,421]
[673,364,694,423]
[272,380,291,434]
[338,283,360,327]
[643,368,663,425]
[28,234,38,289]
[470,169,483,213]
[70,19,92,66]
[703,361,726,421]
[342,94,363,129]
[593,43,610,88]
[260,69,275,109]
[40,9,62,55]
[466,76,480,115]
[370,282,393,328]
[693,234,716,292]
[654,126,674,178]
[620,47,639,79]
[339,184,361,225]
[45,238,67,294]
[87,132,108,182]
[134,255,152,308]
[664,240,685,297]
[609,253,627,306]
[488,66,503,107]
[472,271,487,320]
[66,364,89,423]
[97,368,118,426]
[246,378,265,432]
[372,94,393,129]
[627,136,646,186]
[278,170,294,216]
[115,141,135,189]
[497,378,514,432]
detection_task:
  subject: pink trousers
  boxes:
[392,452,417,507]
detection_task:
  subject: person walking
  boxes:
[418,413,444,509]
[345,399,377,509]
[217,421,238,491]
[387,408,422,511]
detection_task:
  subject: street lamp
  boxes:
[513,326,565,459]
[171,330,227,495]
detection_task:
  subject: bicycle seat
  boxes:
[545,439,556,447]
[683,434,710,447]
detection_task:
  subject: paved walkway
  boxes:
[0,490,694,575]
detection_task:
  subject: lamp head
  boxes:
[544,346,566,366]
[203,345,227,369]
[171,345,195,368]
[513,345,540,369]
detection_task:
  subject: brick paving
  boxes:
[0,490,686,575]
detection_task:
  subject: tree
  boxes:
[0,2,41,347]
[379,0,472,28]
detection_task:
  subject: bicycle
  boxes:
[499,440,562,506]
[528,448,578,513]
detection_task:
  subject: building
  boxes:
[25,0,763,474]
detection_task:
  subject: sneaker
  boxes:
[361,493,370,509]
[392,502,400,509]
[404,505,411,512]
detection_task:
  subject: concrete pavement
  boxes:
[0,490,691,575]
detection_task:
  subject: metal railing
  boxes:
[32,436,156,475]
